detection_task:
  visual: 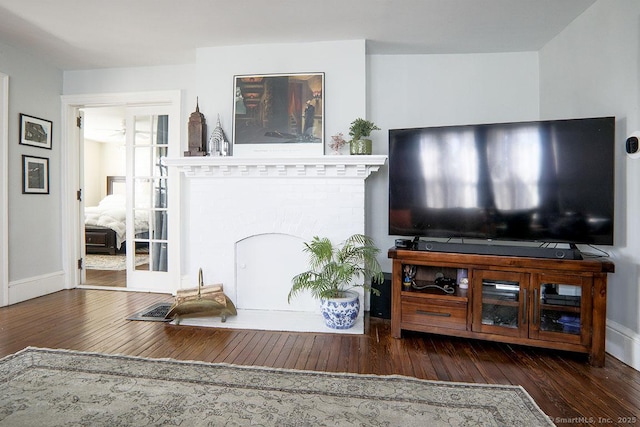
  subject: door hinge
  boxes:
[77,189,82,201]
[76,116,82,128]
[78,258,83,270]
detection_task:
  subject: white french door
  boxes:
[124,106,178,292]
[62,91,181,293]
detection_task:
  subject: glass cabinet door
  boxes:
[472,270,528,338]
[530,273,592,345]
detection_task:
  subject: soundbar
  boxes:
[415,240,583,260]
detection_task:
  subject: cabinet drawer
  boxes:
[86,232,107,245]
[401,296,467,331]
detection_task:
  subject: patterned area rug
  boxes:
[0,347,554,426]
[85,254,149,271]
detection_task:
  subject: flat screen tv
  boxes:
[388,117,615,246]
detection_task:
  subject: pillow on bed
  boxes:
[98,194,126,207]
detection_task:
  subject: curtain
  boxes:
[152,115,168,272]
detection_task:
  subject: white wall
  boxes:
[0,39,64,303]
[63,41,366,171]
[63,64,196,95]
[194,40,367,154]
[83,139,126,206]
[83,139,102,206]
[0,72,8,306]
[539,0,640,369]
[63,64,197,147]
[368,52,540,272]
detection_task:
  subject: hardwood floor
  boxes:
[85,268,127,287]
[1,289,639,426]
[84,262,150,288]
[84,245,151,288]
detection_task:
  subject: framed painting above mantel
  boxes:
[232,73,324,157]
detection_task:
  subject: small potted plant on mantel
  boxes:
[288,234,384,329]
[349,118,380,155]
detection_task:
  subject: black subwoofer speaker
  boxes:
[370,272,392,319]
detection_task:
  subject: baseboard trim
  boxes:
[606,319,640,370]
[8,270,65,305]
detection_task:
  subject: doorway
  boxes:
[61,91,181,294]
[81,106,131,287]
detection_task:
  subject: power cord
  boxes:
[411,281,455,294]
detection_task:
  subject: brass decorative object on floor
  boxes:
[165,268,237,324]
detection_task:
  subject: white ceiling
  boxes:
[3,0,597,143]
[0,0,596,71]
[82,107,127,144]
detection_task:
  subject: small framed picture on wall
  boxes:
[22,155,49,194]
[20,113,52,149]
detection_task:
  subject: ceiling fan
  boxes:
[83,109,151,144]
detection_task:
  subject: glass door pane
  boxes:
[472,270,527,338]
[481,279,520,328]
[126,107,174,291]
[539,282,582,335]
[131,117,168,272]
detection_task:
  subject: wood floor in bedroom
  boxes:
[85,268,127,287]
[0,289,638,427]
[85,262,150,288]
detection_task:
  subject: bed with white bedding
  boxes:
[84,176,149,255]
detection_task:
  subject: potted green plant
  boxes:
[288,234,384,329]
[348,118,380,155]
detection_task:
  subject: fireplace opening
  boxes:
[235,233,318,313]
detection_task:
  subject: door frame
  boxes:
[61,91,182,292]
[0,73,8,306]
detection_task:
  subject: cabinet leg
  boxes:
[590,274,607,367]
[391,324,402,339]
[589,350,605,367]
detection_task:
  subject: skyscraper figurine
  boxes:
[207,115,230,156]
[185,98,207,156]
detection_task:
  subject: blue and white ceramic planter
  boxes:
[320,291,360,329]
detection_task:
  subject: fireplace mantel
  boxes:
[163,155,387,178]
[163,154,386,334]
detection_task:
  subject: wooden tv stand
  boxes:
[388,248,614,367]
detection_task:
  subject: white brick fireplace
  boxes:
[164,155,386,334]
